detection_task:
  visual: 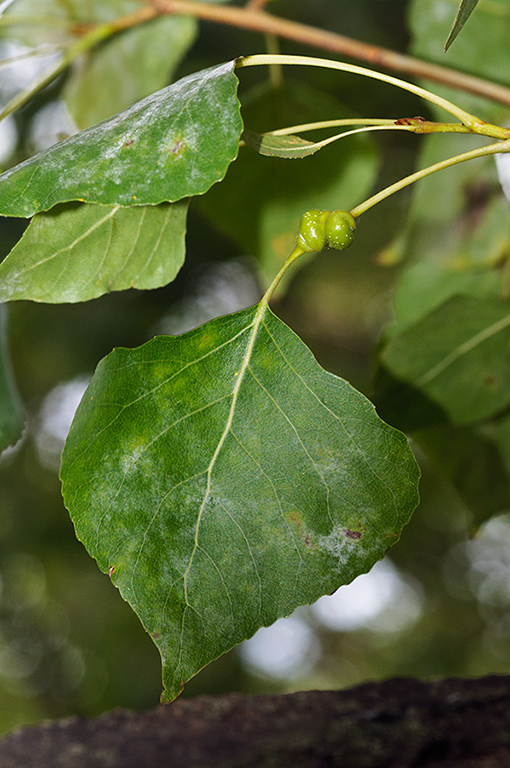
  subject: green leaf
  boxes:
[445,0,480,51]
[0,61,242,217]
[60,304,419,702]
[382,295,510,425]
[392,261,504,333]
[64,16,197,129]
[0,200,188,303]
[0,306,24,452]
[243,129,319,159]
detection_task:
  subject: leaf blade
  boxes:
[0,201,188,303]
[382,295,510,425]
[0,61,242,217]
[61,305,420,702]
[445,0,480,51]
[243,129,320,158]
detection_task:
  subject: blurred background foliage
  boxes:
[0,0,509,735]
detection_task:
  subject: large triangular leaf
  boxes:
[445,0,480,51]
[0,201,188,303]
[0,61,242,218]
[60,304,420,702]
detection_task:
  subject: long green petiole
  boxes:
[261,245,306,306]
[237,54,482,126]
[350,139,510,218]
[267,118,399,135]
[237,54,510,139]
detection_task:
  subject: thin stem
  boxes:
[266,118,489,139]
[0,15,74,28]
[6,0,510,115]
[350,139,510,218]
[133,0,510,109]
[238,54,482,127]
[0,44,66,68]
[261,246,305,307]
[264,33,282,89]
[268,118,398,135]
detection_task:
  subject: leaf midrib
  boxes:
[176,301,267,668]
[417,310,510,387]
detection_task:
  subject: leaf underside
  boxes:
[0,201,189,303]
[0,61,242,218]
[61,304,420,702]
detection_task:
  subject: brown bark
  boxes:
[1,675,510,767]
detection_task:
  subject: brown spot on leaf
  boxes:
[108,566,115,578]
[344,529,362,540]
[169,139,186,155]
[483,374,499,389]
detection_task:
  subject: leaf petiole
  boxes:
[261,245,306,306]
[236,53,483,128]
[267,118,399,135]
[350,139,510,218]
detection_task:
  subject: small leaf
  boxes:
[382,295,510,425]
[0,200,188,303]
[243,129,319,158]
[0,306,24,452]
[0,61,242,218]
[445,0,480,51]
[61,304,420,702]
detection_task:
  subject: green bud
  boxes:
[297,209,330,253]
[325,210,356,250]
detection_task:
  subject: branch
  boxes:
[133,0,510,108]
[1,676,510,767]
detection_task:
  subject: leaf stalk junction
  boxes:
[236,54,510,270]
